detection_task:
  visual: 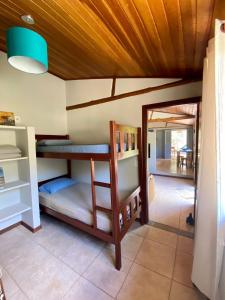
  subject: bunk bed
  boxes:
[36,121,143,270]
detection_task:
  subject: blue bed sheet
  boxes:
[37,144,111,154]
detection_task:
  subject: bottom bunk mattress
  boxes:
[39,182,131,232]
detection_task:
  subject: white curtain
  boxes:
[192,20,225,300]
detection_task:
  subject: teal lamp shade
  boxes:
[6,27,48,74]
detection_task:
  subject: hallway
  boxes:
[149,176,195,235]
[155,159,194,179]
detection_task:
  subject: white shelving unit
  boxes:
[0,157,28,163]
[0,125,40,231]
[0,180,30,193]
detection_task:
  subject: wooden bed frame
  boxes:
[36,121,143,270]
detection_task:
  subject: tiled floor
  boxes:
[149,176,195,234]
[155,159,194,179]
[0,216,206,300]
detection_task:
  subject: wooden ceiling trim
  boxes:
[66,78,198,111]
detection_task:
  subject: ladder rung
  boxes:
[94,181,111,188]
[95,205,112,214]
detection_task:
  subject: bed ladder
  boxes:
[90,159,112,229]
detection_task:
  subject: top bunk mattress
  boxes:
[37,144,111,154]
[36,144,129,154]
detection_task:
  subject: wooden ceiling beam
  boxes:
[111,78,116,96]
[148,115,195,123]
[66,78,199,111]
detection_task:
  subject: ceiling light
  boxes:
[21,14,35,25]
[6,27,48,74]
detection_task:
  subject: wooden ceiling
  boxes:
[149,103,197,126]
[152,104,197,116]
[0,0,224,80]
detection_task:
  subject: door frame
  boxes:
[141,97,201,224]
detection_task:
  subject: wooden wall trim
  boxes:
[111,78,116,96]
[66,78,200,111]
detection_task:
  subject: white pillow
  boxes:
[37,139,73,146]
[0,145,21,154]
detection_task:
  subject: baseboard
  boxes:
[0,222,21,234]
[152,173,194,180]
[148,220,194,239]
[21,222,42,233]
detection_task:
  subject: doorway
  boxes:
[142,97,201,235]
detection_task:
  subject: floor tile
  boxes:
[129,222,148,238]
[121,233,143,260]
[1,268,19,298]
[18,225,36,238]
[98,247,132,274]
[173,252,193,287]
[135,239,176,278]
[148,176,195,233]
[146,226,178,248]
[177,236,194,255]
[64,277,113,300]
[34,228,78,258]
[169,281,206,300]
[83,252,128,297]
[0,228,29,264]
[4,241,50,282]
[59,237,104,274]
[1,231,79,300]
[18,255,79,300]
[7,289,28,300]
[117,263,171,300]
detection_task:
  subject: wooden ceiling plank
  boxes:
[194,0,215,73]
[119,0,161,74]
[51,0,140,75]
[82,0,147,74]
[162,0,186,76]
[179,0,198,75]
[146,0,178,76]
[131,0,171,75]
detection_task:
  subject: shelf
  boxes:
[0,203,31,222]
[0,125,26,130]
[0,180,30,193]
[0,156,28,163]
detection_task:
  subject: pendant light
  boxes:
[6,26,48,74]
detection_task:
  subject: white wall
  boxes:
[66,78,202,143]
[65,78,202,195]
[148,130,156,173]
[0,51,68,180]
